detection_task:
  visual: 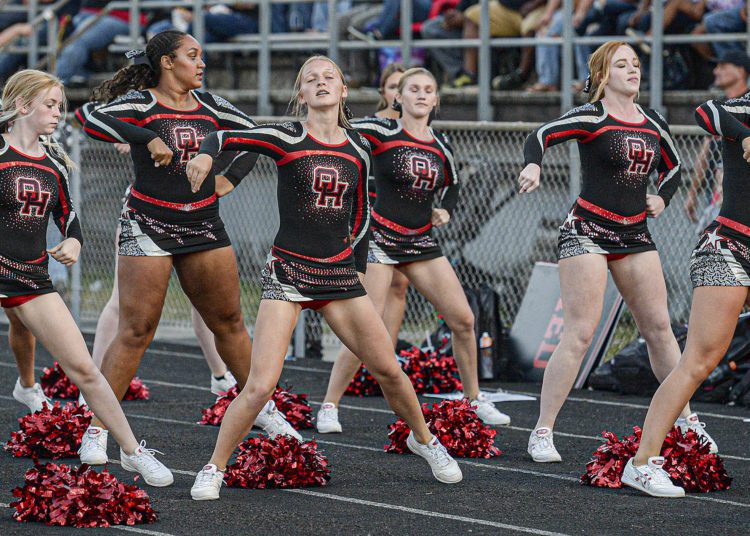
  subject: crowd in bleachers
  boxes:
[0,0,747,90]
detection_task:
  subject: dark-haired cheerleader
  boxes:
[187,56,462,501]
[623,92,750,497]
[519,41,715,466]
[79,30,298,466]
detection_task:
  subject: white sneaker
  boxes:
[677,413,718,454]
[470,394,511,426]
[12,379,51,414]
[77,392,87,407]
[316,402,342,434]
[406,432,463,484]
[78,426,109,465]
[528,427,562,463]
[191,463,224,500]
[621,457,685,498]
[120,440,174,487]
[254,400,303,441]
[210,371,237,395]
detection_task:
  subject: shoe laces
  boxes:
[196,467,222,487]
[643,465,672,486]
[266,406,291,429]
[131,440,165,471]
[319,405,337,420]
[80,429,106,451]
[426,441,453,468]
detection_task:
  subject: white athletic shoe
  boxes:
[528,427,562,463]
[12,379,51,414]
[120,441,174,487]
[316,402,342,434]
[191,463,224,500]
[406,432,463,484]
[77,392,87,407]
[210,371,237,395]
[470,394,511,426]
[676,413,718,454]
[621,457,685,498]
[255,400,303,441]
[78,426,109,465]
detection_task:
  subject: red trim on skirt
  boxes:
[576,197,646,225]
[1,294,43,308]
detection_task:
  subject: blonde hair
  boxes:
[396,67,440,117]
[376,62,407,111]
[289,55,352,129]
[1,69,74,170]
[587,41,639,102]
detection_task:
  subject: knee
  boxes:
[119,318,158,346]
[563,324,597,353]
[243,379,276,406]
[371,362,405,388]
[65,360,100,386]
[205,308,245,336]
[640,317,674,346]
[445,308,475,335]
[683,357,720,385]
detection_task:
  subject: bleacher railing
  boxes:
[59,117,721,354]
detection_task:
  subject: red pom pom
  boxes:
[40,362,79,399]
[199,386,312,430]
[224,435,330,489]
[345,347,463,397]
[11,462,157,527]
[385,399,500,458]
[4,402,92,459]
[41,362,149,401]
[272,386,313,430]
[582,426,732,492]
[123,377,150,401]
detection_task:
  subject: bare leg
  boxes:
[92,230,121,367]
[207,300,299,470]
[534,254,608,430]
[463,20,479,74]
[13,294,140,453]
[92,255,172,429]
[609,251,692,418]
[399,257,480,399]
[322,264,394,406]
[7,308,36,387]
[632,286,747,466]
[174,247,251,390]
[191,306,228,377]
[322,297,433,444]
[383,270,409,346]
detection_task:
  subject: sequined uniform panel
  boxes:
[82,90,258,255]
[691,92,750,287]
[354,118,459,264]
[200,122,370,301]
[524,101,682,259]
[0,138,82,297]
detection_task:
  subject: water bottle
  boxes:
[705,360,737,385]
[480,332,493,380]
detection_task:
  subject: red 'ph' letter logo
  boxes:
[410,156,437,190]
[312,167,348,208]
[16,177,50,217]
[625,138,654,174]
[174,127,204,162]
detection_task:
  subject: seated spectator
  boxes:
[420,0,471,82]
[56,0,146,85]
[452,0,547,88]
[356,0,433,40]
[692,1,747,60]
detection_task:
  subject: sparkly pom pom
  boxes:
[199,385,313,430]
[582,426,732,492]
[41,362,149,401]
[385,399,500,458]
[224,435,330,489]
[4,402,92,459]
[11,462,157,527]
[344,364,382,397]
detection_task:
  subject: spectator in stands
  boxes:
[684,50,750,228]
[0,22,32,50]
[420,0,472,82]
[452,0,547,89]
[353,0,434,40]
[56,0,145,85]
[692,1,747,60]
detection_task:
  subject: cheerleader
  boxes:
[187,56,462,500]
[0,69,173,486]
[78,30,299,466]
[520,41,715,463]
[318,67,510,434]
[622,93,750,497]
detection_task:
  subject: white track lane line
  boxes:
[0,501,176,536]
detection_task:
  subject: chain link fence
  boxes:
[62,118,719,356]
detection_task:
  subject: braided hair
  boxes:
[92,30,187,104]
